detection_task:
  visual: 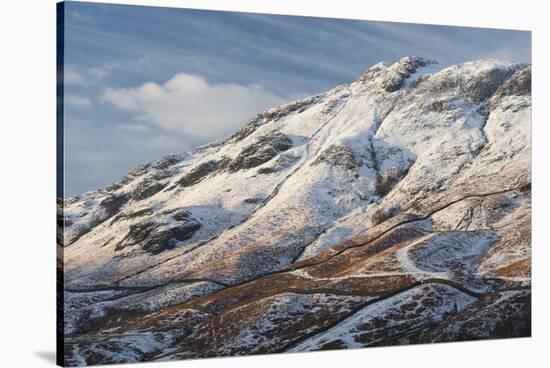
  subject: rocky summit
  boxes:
[59,56,531,365]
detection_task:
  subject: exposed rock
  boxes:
[153,154,183,170]
[499,64,531,96]
[257,153,300,175]
[231,119,259,143]
[115,210,201,254]
[416,62,517,104]
[228,132,293,172]
[110,207,153,225]
[104,182,122,192]
[231,97,319,142]
[63,193,129,246]
[378,56,437,92]
[142,222,201,255]
[114,221,156,252]
[177,157,231,188]
[312,144,359,171]
[131,180,166,201]
[256,167,278,175]
[463,67,516,103]
[119,162,151,185]
[99,194,128,216]
[431,99,452,113]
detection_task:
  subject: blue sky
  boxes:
[62,1,531,196]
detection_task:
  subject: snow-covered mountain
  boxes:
[59,56,531,365]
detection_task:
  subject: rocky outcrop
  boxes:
[231,97,319,142]
[257,153,300,175]
[312,144,359,171]
[381,56,437,92]
[131,180,166,201]
[152,154,183,170]
[228,132,293,172]
[62,193,128,246]
[359,56,437,92]
[177,157,230,188]
[115,210,201,255]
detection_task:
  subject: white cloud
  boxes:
[101,73,288,140]
[88,67,111,79]
[64,68,86,85]
[64,64,118,86]
[66,95,93,108]
[87,63,119,80]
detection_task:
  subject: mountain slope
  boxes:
[60,56,531,365]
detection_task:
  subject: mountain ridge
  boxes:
[59,56,531,365]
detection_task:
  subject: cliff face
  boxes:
[60,57,531,365]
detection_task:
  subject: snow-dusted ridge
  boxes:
[60,56,531,365]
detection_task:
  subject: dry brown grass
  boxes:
[375,169,402,197]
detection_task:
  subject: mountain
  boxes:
[59,56,531,365]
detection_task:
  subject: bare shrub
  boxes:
[376,168,402,197]
[371,204,402,225]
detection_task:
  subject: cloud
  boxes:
[64,68,86,85]
[64,64,118,87]
[66,94,93,108]
[87,67,111,79]
[87,63,120,80]
[64,116,195,196]
[101,73,288,140]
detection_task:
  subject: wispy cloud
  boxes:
[64,68,87,86]
[66,94,93,108]
[87,65,113,79]
[65,116,196,195]
[64,64,118,87]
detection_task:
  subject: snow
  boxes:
[61,56,531,288]
[169,292,369,358]
[63,57,530,287]
[64,281,223,334]
[288,284,477,352]
[59,56,531,364]
[405,231,499,274]
[395,234,446,277]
